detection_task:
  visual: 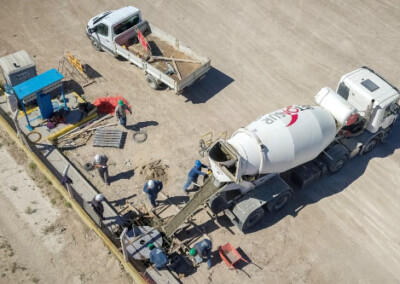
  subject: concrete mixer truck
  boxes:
[207,67,400,231]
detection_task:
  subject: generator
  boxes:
[0,50,37,87]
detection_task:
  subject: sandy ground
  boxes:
[0,135,132,284]
[1,0,400,283]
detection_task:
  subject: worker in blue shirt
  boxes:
[189,239,213,269]
[143,179,163,208]
[148,243,169,270]
[183,160,209,193]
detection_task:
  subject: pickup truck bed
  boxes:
[126,33,200,81]
[114,22,210,92]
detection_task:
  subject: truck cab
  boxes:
[86,6,143,54]
[337,67,400,133]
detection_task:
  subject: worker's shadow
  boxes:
[109,194,137,207]
[161,195,189,206]
[183,67,234,104]
[244,124,400,234]
[109,169,135,183]
[128,120,158,131]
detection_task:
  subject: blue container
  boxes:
[36,92,53,119]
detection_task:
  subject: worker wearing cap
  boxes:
[190,239,212,269]
[148,243,169,270]
[90,194,105,221]
[93,154,110,186]
[143,179,163,208]
[183,160,209,193]
[114,100,132,128]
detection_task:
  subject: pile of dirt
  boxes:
[135,160,169,184]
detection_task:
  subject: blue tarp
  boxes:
[13,68,63,100]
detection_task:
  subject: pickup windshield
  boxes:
[113,14,140,35]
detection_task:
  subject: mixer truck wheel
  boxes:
[267,192,291,213]
[240,207,264,231]
[362,138,379,154]
[90,37,102,51]
[328,157,347,174]
[208,195,228,214]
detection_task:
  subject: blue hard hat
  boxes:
[195,160,201,168]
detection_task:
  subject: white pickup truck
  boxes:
[86,6,211,93]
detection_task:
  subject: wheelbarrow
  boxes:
[218,243,262,278]
[219,242,248,270]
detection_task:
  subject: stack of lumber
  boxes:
[57,114,116,148]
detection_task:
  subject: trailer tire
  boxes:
[267,192,291,213]
[362,138,379,154]
[146,75,159,90]
[239,207,264,232]
[90,37,102,51]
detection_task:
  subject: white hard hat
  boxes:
[148,180,155,189]
[95,154,102,163]
[95,194,104,202]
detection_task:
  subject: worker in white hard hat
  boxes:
[93,154,110,186]
[143,179,163,208]
[90,193,105,221]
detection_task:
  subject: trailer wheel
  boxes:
[90,37,102,51]
[267,192,291,213]
[239,207,264,232]
[146,74,159,90]
[362,138,379,154]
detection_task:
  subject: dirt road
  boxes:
[1,0,400,283]
[0,141,131,284]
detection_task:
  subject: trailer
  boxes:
[86,6,211,93]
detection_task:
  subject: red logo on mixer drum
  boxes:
[261,105,312,126]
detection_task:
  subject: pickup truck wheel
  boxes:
[268,192,291,213]
[362,138,379,154]
[90,37,102,51]
[146,74,159,90]
[240,207,264,231]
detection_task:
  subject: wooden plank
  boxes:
[171,57,182,80]
[151,55,201,64]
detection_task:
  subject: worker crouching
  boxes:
[148,243,169,270]
[190,239,213,269]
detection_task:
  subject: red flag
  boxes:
[137,29,150,54]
